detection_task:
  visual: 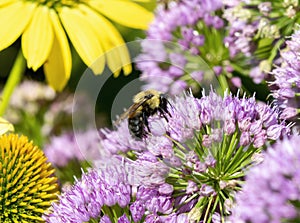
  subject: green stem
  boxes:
[0,50,26,116]
[203,196,214,223]
[217,74,229,94]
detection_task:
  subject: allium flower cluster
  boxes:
[136,0,235,94]
[271,28,300,120]
[44,129,102,167]
[43,157,132,222]
[136,0,300,94]
[125,90,290,222]
[230,135,300,222]
[223,0,300,84]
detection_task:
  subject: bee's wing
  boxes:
[113,98,150,126]
[113,108,131,126]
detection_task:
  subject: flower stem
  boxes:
[0,50,26,116]
[203,196,214,223]
[218,75,229,94]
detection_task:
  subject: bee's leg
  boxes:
[160,102,172,118]
[143,112,151,133]
[164,107,172,118]
[158,108,169,122]
[160,97,173,117]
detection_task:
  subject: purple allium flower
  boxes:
[136,0,234,95]
[249,66,267,84]
[129,152,170,186]
[223,0,300,84]
[137,0,296,94]
[43,156,132,222]
[230,135,300,222]
[100,121,146,155]
[104,89,290,222]
[270,28,300,120]
[144,213,189,223]
[44,129,103,167]
[130,185,177,222]
[100,215,111,223]
[117,214,130,223]
[223,4,258,58]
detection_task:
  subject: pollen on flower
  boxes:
[0,134,59,222]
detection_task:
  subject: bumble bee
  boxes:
[115,90,171,138]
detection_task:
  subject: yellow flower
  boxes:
[0,133,58,222]
[0,0,153,91]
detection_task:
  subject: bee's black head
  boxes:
[160,93,167,99]
[145,93,154,100]
[159,93,167,104]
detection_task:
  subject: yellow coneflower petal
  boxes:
[0,1,35,51]
[59,6,105,74]
[44,10,72,91]
[100,21,132,76]
[0,117,14,135]
[22,6,54,71]
[0,0,17,7]
[79,5,132,76]
[99,20,132,76]
[80,5,130,76]
[89,0,153,29]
